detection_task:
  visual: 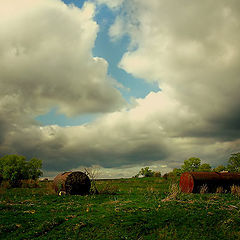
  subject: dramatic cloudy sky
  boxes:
[1,0,240,178]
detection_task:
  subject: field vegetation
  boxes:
[1,177,240,240]
[1,153,240,239]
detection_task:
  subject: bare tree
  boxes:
[84,165,101,194]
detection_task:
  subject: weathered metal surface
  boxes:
[179,172,240,193]
[53,171,91,195]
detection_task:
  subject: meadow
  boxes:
[0,177,240,240]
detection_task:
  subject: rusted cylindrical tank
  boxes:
[53,171,91,195]
[179,172,240,193]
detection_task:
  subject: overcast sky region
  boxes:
[0,0,240,178]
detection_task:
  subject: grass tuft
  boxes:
[162,183,181,201]
[216,186,224,194]
[200,184,208,194]
[231,185,240,197]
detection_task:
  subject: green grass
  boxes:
[0,178,240,240]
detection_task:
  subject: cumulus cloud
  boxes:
[1,0,240,178]
[111,0,240,139]
[0,0,127,176]
[2,90,239,178]
[0,0,124,118]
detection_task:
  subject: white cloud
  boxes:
[0,0,125,118]
[111,0,240,135]
[94,0,124,10]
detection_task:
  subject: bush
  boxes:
[21,179,40,188]
[0,180,11,189]
[213,165,227,172]
[139,167,154,177]
[162,172,179,181]
[154,171,161,177]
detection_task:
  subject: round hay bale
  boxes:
[53,171,91,195]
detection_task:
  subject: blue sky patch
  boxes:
[36,0,160,126]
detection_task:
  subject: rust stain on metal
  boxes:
[179,172,240,193]
[53,171,91,195]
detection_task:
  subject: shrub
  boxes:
[154,171,161,177]
[139,167,154,177]
[0,180,11,189]
[162,173,169,180]
[21,179,40,188]
[213,165,227,172]
[162,172,179,181]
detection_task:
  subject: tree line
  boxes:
[1,152,240,186]
[135,152,240,178]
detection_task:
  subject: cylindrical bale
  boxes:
[53,171,91,195]
[179,172,240,193]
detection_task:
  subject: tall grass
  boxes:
[43,181,56,195]
[97,183,120,195]
[162,183,181,201]
[200,184,208,194]
[231,185,240,197]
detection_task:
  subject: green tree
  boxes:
[139,167,154,177]
[0,155,42,187]
[181,157,201,172]
[213,165,227,172]
[228,153,240,172]
[172,168,182,176]
[27,158,43,180]
[198,163,212,172]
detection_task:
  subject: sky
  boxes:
[0,0,240,178]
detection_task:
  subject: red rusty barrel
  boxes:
[53,171,91,195]
[179,172,240,193]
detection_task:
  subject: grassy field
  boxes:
[0,177,240,240]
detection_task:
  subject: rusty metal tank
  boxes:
[179,172,240,193]
[53,171,91,195]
